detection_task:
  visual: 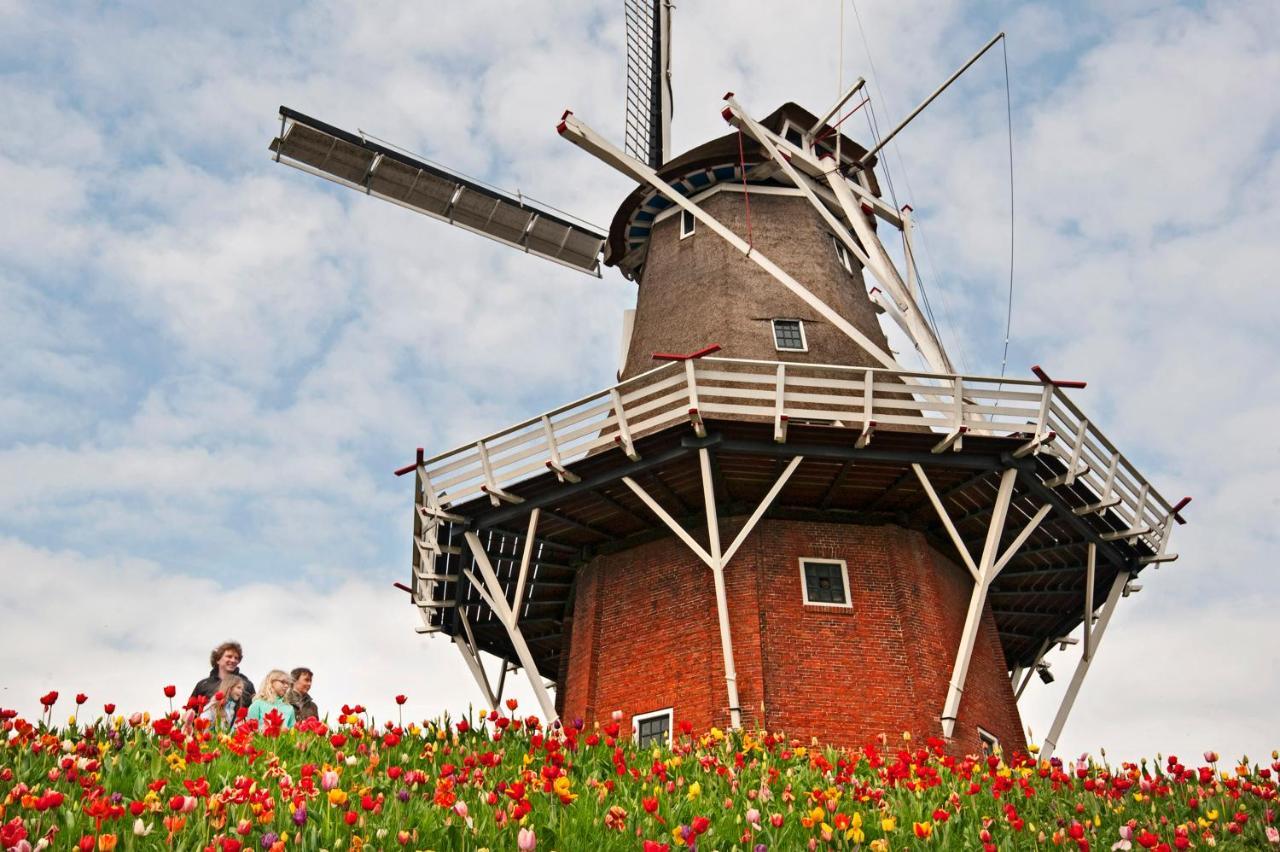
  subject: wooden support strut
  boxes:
[1041,569,1130,761]
[621,451,803,730]
[463,531,559,723]
[936,468,1051,739]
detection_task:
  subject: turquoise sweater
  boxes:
[246,697,296,729]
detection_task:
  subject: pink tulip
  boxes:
[1205,751,1219,763]
[321,770,340,791]
[518,827,536,851]
[746,807,761,827]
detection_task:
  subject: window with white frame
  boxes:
[781,120,805,148]
[772,319,807,352]
[679,208,695,239]
[977,727,1000,756]
[830,234,854,274]
[633,708,673,749]
[799,558,851,607]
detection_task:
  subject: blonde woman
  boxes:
[201,676,245,728]
[246,670,296,729]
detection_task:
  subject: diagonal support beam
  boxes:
[463,531,558,722]
[722,455,804,565]
[621,476,715,567]
[912,464,980,583]
[1041,569,1129,761]
[939,467,1017,739]
[453,611,498,710]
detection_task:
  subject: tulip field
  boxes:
[2,692,1277,850]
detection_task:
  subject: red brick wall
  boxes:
[556,519,1026,756]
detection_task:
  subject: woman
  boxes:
[200,676,244,728]
[246,670,297,729]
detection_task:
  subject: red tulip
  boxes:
[506,698,519,711]
[163,685,176,698]
[75,693,88,705]
[40,691,58,707]
[103,703,115,715]
[691,816,710,835]
[343,811,357,826]
[395,695,407,705]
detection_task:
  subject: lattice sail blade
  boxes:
[269,107,606,277]
[624,0,670,167]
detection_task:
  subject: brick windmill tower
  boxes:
[269,4,1188,758]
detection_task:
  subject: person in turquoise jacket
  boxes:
[246,669,297,729]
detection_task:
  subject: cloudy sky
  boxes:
[2,0,1277,760]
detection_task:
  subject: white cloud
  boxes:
[1,0,1277,761]
[0,536,543,725]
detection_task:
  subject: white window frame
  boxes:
[679,208,695,239]
[977,727,1000,756]
[633,707,674,749]
[771,318,808,353]
[779,119,808,151]
[798,557,852,608]
[830,234,854,274]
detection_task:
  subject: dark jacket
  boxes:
[285,689,318,722]
[190,667,255,710]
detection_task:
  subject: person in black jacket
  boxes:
[189,641,255,710]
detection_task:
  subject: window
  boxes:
[772,319,807,352]
[634,708,673,749]
[830,234,854,274]
[679,208,695,239]
[978,727,1000,757]
[799,558,851,607]
[781,120,805,148]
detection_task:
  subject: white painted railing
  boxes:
[411,357,1178,558]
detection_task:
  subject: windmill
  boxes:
[270,7,1188,758]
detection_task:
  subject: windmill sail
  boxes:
[623,0,671,168]
[269,107,606,276]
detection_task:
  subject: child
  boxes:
[246,670,297,729]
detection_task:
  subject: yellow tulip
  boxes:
[881,817,896,832]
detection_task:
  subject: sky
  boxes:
[1,0,1277,761]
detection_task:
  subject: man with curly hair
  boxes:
[189,641,256,711]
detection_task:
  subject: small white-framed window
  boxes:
[679,209,695,239]
[830,234,854,274]
[633,707,673,749]
[799,558,851,607]
[772,318,807,352]
[977,727,1000,757]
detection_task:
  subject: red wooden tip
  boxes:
[652,343,723,361]
[393,582,412,595]
[556,121,568,135]
[1172,496,1192,524]
[722,91,735,100]
[1031,365,1087,389]
[560,109,573,120]
[721,105,734,122]
[393,461,417,477]
[901,203,913,213]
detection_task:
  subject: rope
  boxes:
[736,128,754,250]
[814,97,871,144]
[998,35,1016,379]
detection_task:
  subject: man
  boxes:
[285,667,318,722]
[190,641,255,710]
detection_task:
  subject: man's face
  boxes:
[217,650,241,674]
[294,672,312,695]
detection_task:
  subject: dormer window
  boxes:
[783,123,804,147]
[679,209,695,239]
